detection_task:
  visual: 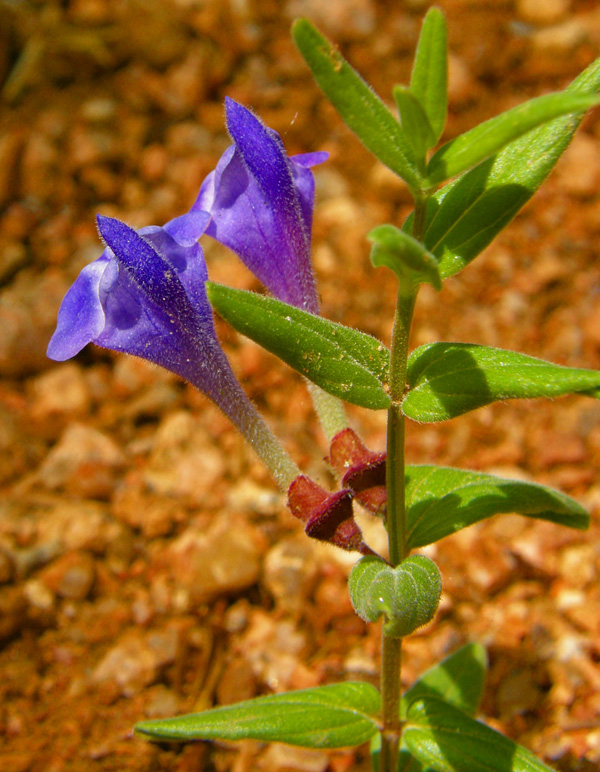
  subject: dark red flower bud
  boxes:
[328,429,387,516]
[287,475,376,555]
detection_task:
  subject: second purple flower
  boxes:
[194,98,327,313]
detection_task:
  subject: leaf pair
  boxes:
[210,283,600,430]
[349,554,442,637]
[136,643,555,771]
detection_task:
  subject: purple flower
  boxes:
[194,97,327,313]
[47,213,299,487]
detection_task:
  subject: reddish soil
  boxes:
[1,2,600,771]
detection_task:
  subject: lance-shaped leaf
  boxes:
[409,6,448,145]
[369,224,441,290]
[426,91,599,186]
[403,342,600,422]
[394,86,436,164]
[405,698,555,772]
[136,682,381,748]
[401,642,487,720]
[208,283,391,410]
[349,555,441,638]
[292,19,422,192]
[405,465,588,550]
[405,55,600,279]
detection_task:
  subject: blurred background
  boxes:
[1,1,600,770]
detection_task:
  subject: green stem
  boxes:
[386,287,416,566]
[379,195,426,772]
[380,633,402,772]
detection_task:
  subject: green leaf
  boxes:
[207,283,390,410]
[426,91,599,186]
[394,85,436,162]
[406,55,600,279]
[410,6,448,144]
[401,643,487,720]
[369,224,442,290]
[136,682,381,748]
[403,342,600,422]
[405,465,589,550]
[349,555,441,638]
[405,698,555,772]
[292,18,422,192]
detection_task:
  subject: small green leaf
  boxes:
[136,682,381,748]
[403,342,600,422]
[394,85,436,162]
[401,643,487,720]
[207,283,390,410]
[369,224,441,290]
[349,555,442,638]
[426,91,599,186]
[405,698,555,772]
[292,18,422,192]
[405,55,600,279]
[410,6,448,144]
[405,465,589,550]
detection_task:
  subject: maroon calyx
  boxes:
[287,475,376,556]
[328,428,387,517]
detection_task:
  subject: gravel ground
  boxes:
[1,1,600,771]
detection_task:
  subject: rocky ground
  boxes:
[1,1,600,771]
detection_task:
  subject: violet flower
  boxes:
[194,97,328,314]
[47,213,299,489]
[195,99,347,440]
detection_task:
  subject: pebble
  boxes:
[516,0,570,25]
[0,128,25,208]
[92,624,180,697]
[40,551,96,601]
[0,241,27,284]
[556,133,600,198]
[22,578,55,627]
[496,667,545,718]
[0,549,13,583]
[531,18,587,53]
[143,411,226,505]
[216,656,257,705]
[238,610,306,692]
[285,0,376,38]
[112,485,186,538]
[166,514,263,603]
[28,363,92,436]
[0,270,69,377]
[143,684,180,718]
[36,499,110,553]
[448,53,476,108]
[19,132,59,201]
[0,586,28,642]
[258,744,329,772]
[263,536,319,614]
[38,423,126,498]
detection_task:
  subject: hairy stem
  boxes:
[379,196,427,772]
